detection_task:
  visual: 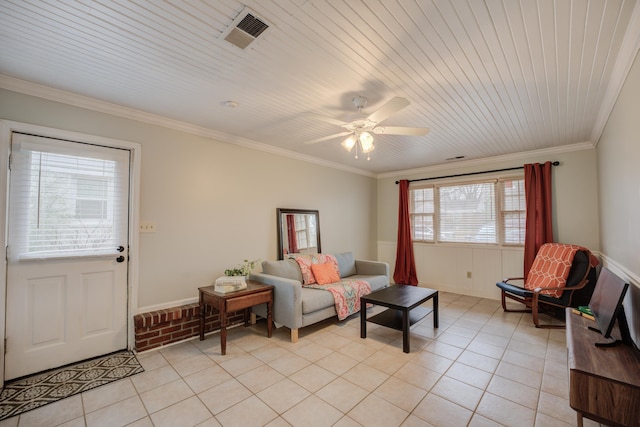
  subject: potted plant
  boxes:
[224,259,260,279]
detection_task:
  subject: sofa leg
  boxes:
[290,328,298,343]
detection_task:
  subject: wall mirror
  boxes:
[277,208,321,260]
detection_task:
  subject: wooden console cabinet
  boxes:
[566,308,640,426]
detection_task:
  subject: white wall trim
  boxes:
[0,120,142,375]
[136,297,199,314]
[377,142,595,180]
[599,253,640,288]
[0,74,375,178]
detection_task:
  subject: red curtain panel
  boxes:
[393,180,419,285]
[286,214,298,254]
[523,161,554,279]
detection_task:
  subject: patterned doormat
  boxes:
[0,351,144,421]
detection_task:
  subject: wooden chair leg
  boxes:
[290,328,299,343]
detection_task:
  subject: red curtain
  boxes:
[523,162,554,279]
[286,214,298,254]
[393,180,419,285]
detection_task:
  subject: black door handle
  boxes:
[117,246,125,252]
[116,256,125,263]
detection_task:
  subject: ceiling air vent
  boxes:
[220,7,270,49]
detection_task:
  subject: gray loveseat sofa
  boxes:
[250,252,389,342]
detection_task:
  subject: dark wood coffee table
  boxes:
[199,280,273,355]
[360,285,438,353]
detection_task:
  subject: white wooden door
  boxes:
[5,133,130,380]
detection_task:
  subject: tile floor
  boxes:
[0,292,603,427]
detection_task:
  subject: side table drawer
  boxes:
[226,291,272,312]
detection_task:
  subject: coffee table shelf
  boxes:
[367,306,433,331]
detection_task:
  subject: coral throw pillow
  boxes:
[311,262,340,285]
[294,254,339,284]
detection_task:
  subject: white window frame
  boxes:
[409,174,525,246]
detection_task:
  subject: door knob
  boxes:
[117,246,125,252]
[116,256,125,263]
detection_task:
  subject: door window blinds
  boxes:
[9,133,130,261]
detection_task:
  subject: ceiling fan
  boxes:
[304,96,429,160]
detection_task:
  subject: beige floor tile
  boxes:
[149,396,212,427]
[182,364,233,394]
[85,395,147,427]
[139,378,194,414]
[502,348,546,372]
[316,377,368,413]
[392,361,441,391]
[308,331,352,351]
[411,350,454,374]
[0,416,18,427]
[476,392,535,426]
[171,353,216,377]
[457,349,500,373]
[126,418,155,427]
[337,340,378,360]
[474,332,510,348]
[256,378,311,414]
[315,351,359,376]
[537,391,577,425]
[486,374,539,409]
[217,353,263,377]
[509,337,548,359]
[425,340,464,360]
[198,378,252,415]
[82,378,137,413]
[18,395,84,427]
[435,331,474,348]
[534,412,574,427]
[235,364,285,393]
[268,352,311,376]
[445,362,492,390]
[446,324,480,338]
[431,376,484,411]
[293,341,334,362]
[543,358,567,379]
[282,395,344,427]
[373,376,427,412]
[250,343,292,363]
[466,339,506,359]
[342,363,389,392]
[215,395,278,427]
[159,341,203,364]
[412,393,473,426]
[136,351,168,371]
[348,394,409,426]
[400,414,436,426]
[541,372,569,399]
[468,413,504,426]
[363,348,412,375]
[289,364,337,392]
[57,418,86,427]
[332,415,362,427]
[495,360,543,388]
[131,364,180,393]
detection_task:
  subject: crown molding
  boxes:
[0,75,375,178]
[591,2,640,146]
[377,141,595,180]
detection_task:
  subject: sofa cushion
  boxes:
[301,287,336,314]
[294,254,339,284]
[311,262,340,285]
[262,259,302,282]
[334,252,357,277]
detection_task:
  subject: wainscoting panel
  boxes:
[378,241,523,300]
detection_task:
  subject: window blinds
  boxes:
[8,133,130,261]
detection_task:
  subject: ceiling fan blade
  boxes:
[304,131,352,145]
[302,112,348,127]
[366,97,410,124]
[373,126,430,136]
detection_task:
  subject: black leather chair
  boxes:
[496,249,596,328]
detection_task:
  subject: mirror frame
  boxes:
[276,208,321,260]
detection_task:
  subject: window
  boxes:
[9,133,130,259]
[410,176,525,245]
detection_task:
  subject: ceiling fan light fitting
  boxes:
[341,135,356,151]
[359,132,375,152]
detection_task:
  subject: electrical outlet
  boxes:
[139,221,157,233]
[467,271,472,279]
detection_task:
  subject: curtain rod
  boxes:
[395,161,560,184]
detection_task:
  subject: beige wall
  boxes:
[376,146,600,299]
[0,89,377,309]
[596,50,640,345]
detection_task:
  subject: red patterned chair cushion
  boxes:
[525,243,595,298]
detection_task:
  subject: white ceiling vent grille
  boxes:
[220,7,270,49]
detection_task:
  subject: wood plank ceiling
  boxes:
[0,0,638,174]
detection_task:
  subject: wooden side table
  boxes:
[199,280,274,355]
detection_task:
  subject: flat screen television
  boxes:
[588,267,631,346]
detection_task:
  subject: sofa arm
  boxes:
[354,259,390,278]
[249,272,303,330]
